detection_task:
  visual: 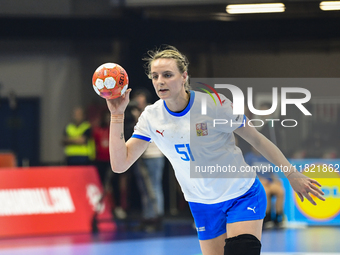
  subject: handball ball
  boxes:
[92,63,129,99]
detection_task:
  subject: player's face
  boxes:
[150,58,187,101]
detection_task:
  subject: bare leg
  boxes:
[199,232,227,255]
[227,219,263,240]
[198,220,263,255]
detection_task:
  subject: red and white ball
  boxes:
[92,63,129,99]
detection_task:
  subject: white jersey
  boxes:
[132,91,255,204]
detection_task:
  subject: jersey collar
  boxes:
[163,90,195,117]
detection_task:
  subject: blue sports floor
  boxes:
[0,220,339,255]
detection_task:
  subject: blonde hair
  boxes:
[143,45,191,92]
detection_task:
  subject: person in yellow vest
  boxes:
[62,106,95,165]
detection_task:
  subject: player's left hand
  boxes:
[287,172,325,205]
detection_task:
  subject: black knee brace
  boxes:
[224,234,261,255]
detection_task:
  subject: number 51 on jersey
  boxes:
[175,144,195,161]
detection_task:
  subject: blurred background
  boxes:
[0,0,340,165]
[0,0,340,254]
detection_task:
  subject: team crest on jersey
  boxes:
[196,123,208,136]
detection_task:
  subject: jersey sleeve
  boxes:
[214,94,246,133]
[131,110,152,142]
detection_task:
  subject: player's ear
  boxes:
[182,71,188,83]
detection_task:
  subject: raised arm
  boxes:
[234,117,325,205]
[106,89,149,173]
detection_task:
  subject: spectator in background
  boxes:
[62,106,95,165]
[93,111,111,184]
[322,148,338,159]
[93,110,128,219]
[132,89,165,232]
